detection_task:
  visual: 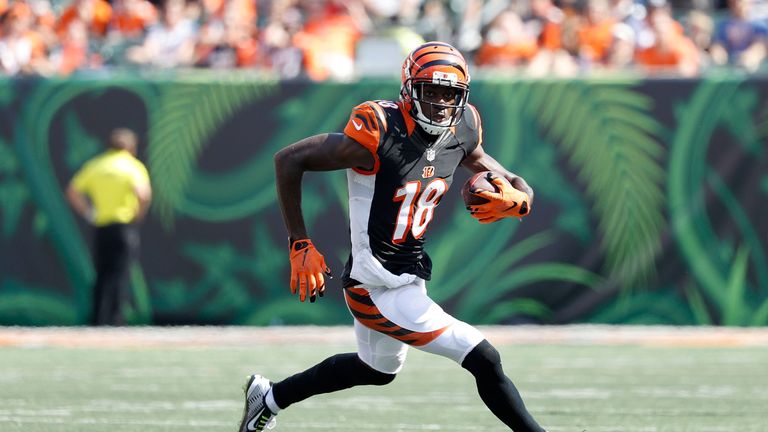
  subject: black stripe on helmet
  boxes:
[413,50,464,63]
[413,50,463,65]
[414,59,467,78]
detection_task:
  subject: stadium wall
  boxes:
[0,75,766,326]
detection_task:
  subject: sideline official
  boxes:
[66,128,152,326]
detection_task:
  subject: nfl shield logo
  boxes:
[426,148,436,161]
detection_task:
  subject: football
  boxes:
[462,171,505,206]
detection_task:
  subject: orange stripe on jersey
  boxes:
[396,101,416,136]
[344,102,383,175]
[467,104,483,147]
[343,287,450,347]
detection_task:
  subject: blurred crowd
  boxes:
[1,0,767,79]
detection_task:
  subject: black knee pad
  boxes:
[354,356,397,386]
[461,339,503,378]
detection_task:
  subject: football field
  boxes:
[1,326,766,432]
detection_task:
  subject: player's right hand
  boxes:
[289,239,332,303]
[467,174,530,223]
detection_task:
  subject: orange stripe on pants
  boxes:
[344,287,448,347]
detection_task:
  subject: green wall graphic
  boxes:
[0,75,766,326]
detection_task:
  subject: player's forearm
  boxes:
[274,143,310,242]
[274,133,370,241]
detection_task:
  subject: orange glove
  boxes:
[467,174,531,224]
[289,239,332,302]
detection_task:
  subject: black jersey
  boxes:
[340,100,483,287]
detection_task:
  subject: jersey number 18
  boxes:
[392,179,448,243]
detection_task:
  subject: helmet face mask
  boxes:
[400,42,471,135]
[410,81,469,131]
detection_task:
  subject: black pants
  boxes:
[91,223,138,326]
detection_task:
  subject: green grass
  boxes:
[1,331,767,432]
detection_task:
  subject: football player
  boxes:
[239,41,545,432]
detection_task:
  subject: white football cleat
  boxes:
[238,374,277,431]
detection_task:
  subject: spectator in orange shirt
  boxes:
[52,17,101,75]
[201,0,256,24]
[195,0,258,68]
[109,0,157,39]
[292,0,367,81]
[577,0,618,65]
[528,12,582,76]
[0,4,51,75]
[529,0,565,51]
[26,0,57,46]
[475,9,538,68]
[635,3,700,76]
[57,0,113,39]
[228,23,259,68]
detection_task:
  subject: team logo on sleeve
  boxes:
[422,166,435,178]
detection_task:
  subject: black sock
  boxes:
[461,340,545,432]
[272,353,395,409]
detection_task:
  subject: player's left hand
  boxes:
[467,174,530,224]
[289,239,332,302]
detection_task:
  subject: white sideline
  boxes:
[1,325,767,348]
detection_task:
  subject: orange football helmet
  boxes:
[400,41,470,135]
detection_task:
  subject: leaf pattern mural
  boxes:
[62,111,102,171]
[0,279,77,325]
[521,79,666,291]
[148,77,279,226]
[668,80,768,325]
[0,138,30,238]
[0,76,765,326]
